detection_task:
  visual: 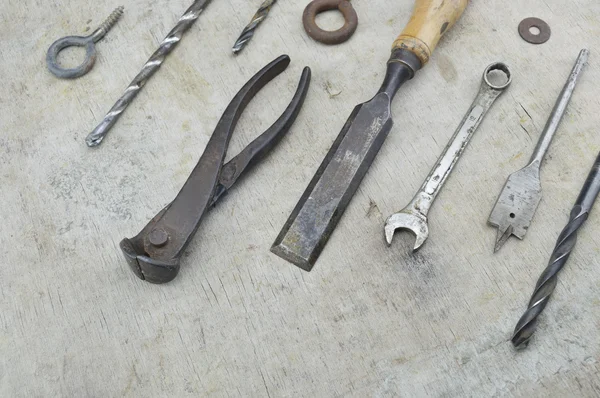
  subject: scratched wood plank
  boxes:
[1,0,600,396]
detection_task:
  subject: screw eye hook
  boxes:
[46,6,123,79]
[46,36,98,79]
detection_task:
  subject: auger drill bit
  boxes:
[232,0,277,54]
[85,0,212,147]
[512,151,600,348]
[488,49,589,252]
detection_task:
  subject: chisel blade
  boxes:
[271,93,394,271]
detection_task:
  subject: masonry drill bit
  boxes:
[488,49,589,251]
[232,0,277,54]
[85,0,212,147]
[512,151,600,348]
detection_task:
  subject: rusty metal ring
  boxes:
[46,36,98,79]
[518,17,551,44]
[302,0,358,45]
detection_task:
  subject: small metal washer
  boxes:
[518,17,551,44]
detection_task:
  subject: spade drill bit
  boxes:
[85,0,212,147]
[488,49,589,251]
[232,0,277,54]
[512,151,600,348]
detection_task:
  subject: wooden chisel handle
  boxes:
[393,0,468,66]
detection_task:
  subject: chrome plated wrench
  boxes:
[384,62,512,251]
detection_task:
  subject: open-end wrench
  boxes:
[384,62,511,251]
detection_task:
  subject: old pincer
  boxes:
[121,55,311,283]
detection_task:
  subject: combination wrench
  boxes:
[384,62,512,251]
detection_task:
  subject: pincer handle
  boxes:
[392,0,468,66]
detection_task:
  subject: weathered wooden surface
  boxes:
[2,0,600,396]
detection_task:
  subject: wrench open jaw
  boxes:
[384,202,429,251]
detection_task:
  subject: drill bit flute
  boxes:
[232,0,277,54]
[86,0,212,147]
[512,151,600,348]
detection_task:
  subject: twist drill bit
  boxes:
[85,0,212,147]
[232,0,277,54]
[512,151,600,348]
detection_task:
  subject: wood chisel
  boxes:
[271,0,469,271]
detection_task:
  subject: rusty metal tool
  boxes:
[489,49,589,252]
[47,6,124,79]
[303,0,358,45]
[385,62,511,251]
[121,55,311,283]
[512,150,600,348]
[232,0,277,54]
[86,0,212,147]
[271,0,468,271]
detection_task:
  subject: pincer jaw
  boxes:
[120,238,180,284]
[384,211,429,252]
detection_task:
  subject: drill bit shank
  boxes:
[86,0,212,147]
[512,151,600,348]
[489,49,589,251]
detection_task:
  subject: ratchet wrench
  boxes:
[385,62,512,251]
